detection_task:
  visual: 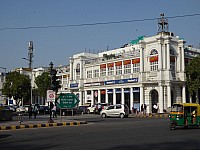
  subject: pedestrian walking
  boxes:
[33,105,38,119]
[144,104,147,116]
[28,104,32,119]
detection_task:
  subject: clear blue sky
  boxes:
[0,0,200,72]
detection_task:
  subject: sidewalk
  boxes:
[131,113,169,118]
[0,114,87,131]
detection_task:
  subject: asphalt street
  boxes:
[1,115,200,150]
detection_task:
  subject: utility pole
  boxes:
[28,41,34,69]
[29,41,33,105]
[23,41,34,105]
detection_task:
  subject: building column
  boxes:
[79,90,83,105]
[69,58,74,80]
[84,90,87,104]
[167,84,171,107]
[140,47,144,72]
[140,86,144,112]
[157,38,163,70]
[121,88,124,104]
[159,83,164,113]
[113,89,116,105]
[80,58,84,79]
[130,87,134,111]
[182,85,186,103]
[98,89,101,103]
[166,39,171,70]
[105,89,108,103]
[91,90,94,106]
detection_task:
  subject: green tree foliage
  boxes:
[2,71,31,105]
[34,72,51,98]
[185,56,200,103]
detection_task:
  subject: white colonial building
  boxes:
[68,14,200,113]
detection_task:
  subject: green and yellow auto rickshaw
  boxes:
[169,103,200,130]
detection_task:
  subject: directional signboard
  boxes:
[56,93,80,109]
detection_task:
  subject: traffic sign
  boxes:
[56,93,80,109]
[47,90,55,102]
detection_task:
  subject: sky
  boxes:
[0,0,200,72]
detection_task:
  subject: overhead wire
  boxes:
[0,13,200,31]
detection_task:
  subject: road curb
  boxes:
[0,121,88,131]
[132,114,169,118]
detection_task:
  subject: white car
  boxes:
[87,105,96,114]
[100,104,129,118]
[87,103,109,114]
[16,106,26,113]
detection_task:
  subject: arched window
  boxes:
[149,49,158,71]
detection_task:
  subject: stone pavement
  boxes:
[0,114,87,131]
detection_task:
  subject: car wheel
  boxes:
[101,113,107,118]
[120,113,125,118]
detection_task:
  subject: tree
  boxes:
[34,72,51,98]
[185,56,200,103]
[2,71,31,105]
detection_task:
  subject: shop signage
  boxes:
[105,78,138,85]
[70,83,78,88]
[84,81,104,87]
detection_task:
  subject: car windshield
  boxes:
[171,104,183,112]
[108,106,114,110]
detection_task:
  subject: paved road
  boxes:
[1,115,200,150]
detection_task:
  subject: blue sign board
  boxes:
[70,83,78,88]
[105,78,138,85]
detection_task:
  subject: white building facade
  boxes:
[69,31,189,113]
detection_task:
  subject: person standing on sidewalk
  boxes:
[28,104,32,119]
[52,105,57,118]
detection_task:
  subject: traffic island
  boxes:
[0,121,88,130]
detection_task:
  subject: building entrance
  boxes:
[151,89,158,113]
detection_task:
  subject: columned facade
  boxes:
[68,31,199,113]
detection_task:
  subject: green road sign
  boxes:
[56,93,80,109]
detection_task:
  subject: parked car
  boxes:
[87,104,96,114]
[100,104,129,118]
[16,106,27,113]
[39,105,50,114]
[24,105,30,113]
[76,104,90,114]
[87,103,109,114]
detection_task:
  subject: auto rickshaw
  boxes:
[169,103,200,130]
